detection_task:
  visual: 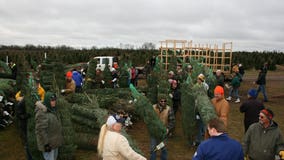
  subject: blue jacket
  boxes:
[193,134,244,160]
[72,71,83,87]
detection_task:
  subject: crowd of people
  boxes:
[7,58,284,160]
[141,61,282,160]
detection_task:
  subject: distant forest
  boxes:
[0,45,283,70]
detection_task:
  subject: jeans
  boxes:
[24,145,33,160]
[112,81,118,88]
[256,84,268,101]
[150,138,167,160]
[195,117,205,144]
[229,87,239,99]
[42,148,58,160]
[127,78,131,86]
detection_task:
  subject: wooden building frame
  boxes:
[159,40,232,75]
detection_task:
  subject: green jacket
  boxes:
[242,122,284,160]
[231,76,240,88]
[35,93,63,151]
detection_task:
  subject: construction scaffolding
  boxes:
[159,40,232,75]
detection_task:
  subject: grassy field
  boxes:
[1,66,284,160]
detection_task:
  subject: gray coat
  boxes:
[35,101,63,151]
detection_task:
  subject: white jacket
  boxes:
[103,130,146,160]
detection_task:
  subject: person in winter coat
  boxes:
[111,68,119,88]
[197,74,209,92]
[192,74,210,146]
[130,66,138,86]
[151,95,175,160]
[167,70,177,84]
[97,115,146,160]
[176,64,186,84]
[35,92,63,160]
[72,69,83,93]
[226,72,241,103]
[193,118,244,160]
[61,71,75,94]
[9,61,17,79]
[239,88,264,132]
[238,63,245,78]
[242,108,284,160]
[254,67,268,102]
[15,79,45,102]
[169,80,181,115]
[211,86,230,128]
[215,70,224,87]
[95,68,105,88]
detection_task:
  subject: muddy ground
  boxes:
[1,67,284,160]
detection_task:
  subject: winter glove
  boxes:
[169,93,173,98]
[61,89,65,93]
[101,80,105,84]
[44,144,52,152]
[279,151,284,159]
[3,111,9,116]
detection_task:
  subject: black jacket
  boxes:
[171,88,181,108]
[256,71,266,85]
[240,98,264,132]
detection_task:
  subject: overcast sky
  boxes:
[1,0,284,51]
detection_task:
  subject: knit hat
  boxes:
[168,71,174,75]
[106,115,124,127]
[248,89,257,98]
[198,73,205,82]
[106,115,116,127]
[260,108,274,121]
[214,86,224,95]
[66,71,72,78]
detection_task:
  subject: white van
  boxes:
[93,56,117,71]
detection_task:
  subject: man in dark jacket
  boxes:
[240,88,264,132]
[242,108,284,160]
[169,80,181,115]
[35,92,63,160]
[254,67,268,102]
